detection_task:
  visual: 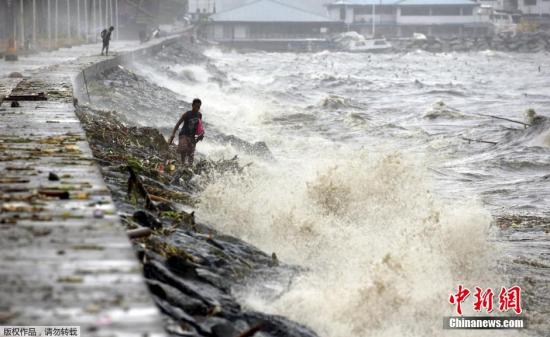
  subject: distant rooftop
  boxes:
[328,0,402,5]
[398,0,477,5]
[210,0,336,22]
[328,0,477,5]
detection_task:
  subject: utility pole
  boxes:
[115,0,119,40]
[84,0,88,42]
[5,0,19,60]
[99,0,103,31]
[105,0,108,27]
[107,0,111,27]
[33,0,36,48]
[372,2,375,37]
[109,0,113,27]
[93,0,96,42]
[6,0,14,47]
[67,0,71,41]
[55,0,58,47]
[77,0,81,39]
[48,0,51,49]
[19,0,24,48]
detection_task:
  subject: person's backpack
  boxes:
[101,29,107,40]
[185,116,200,136]
[195,119,204,136]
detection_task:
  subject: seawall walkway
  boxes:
[0,37,183,336]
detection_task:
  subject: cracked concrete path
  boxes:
[0,40,170,336]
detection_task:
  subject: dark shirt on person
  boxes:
[179,110,202,137]
[102,30,112,45]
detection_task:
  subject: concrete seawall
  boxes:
[391,31,550,53]
[0,36,187,336]
[73,36,183,101]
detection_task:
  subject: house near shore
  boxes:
[478,0,550,15]
[326,0,491,37]
[476,0,550,31]
[206,0,341,49]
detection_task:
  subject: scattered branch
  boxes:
[127,166,157,211]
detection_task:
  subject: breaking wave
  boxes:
[120,45,550,336]
[198,149,501,337]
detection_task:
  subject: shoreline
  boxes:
[211,31,550,53]
[2,34,549,337]
[73,40,320,337]
[77,38,550,336]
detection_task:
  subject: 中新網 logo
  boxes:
[449,285,522,315]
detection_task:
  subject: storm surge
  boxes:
[199,149,498,337]
[121,46,549,337]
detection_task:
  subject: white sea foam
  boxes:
[198,147,503,337]
[127,48,548,337]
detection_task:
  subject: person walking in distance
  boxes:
[168,99,205,168]
[101,26,115,56]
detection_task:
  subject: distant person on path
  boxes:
[24,34,32,50]
[168,99,205,168]
[101,26,115,56]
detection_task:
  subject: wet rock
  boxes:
[48,172,60,181]
[144,259,241,314]
[198,317,237,336]
[133,210,162,230]
[269,253,279,267]
[156,201,176,212]
[166,255,200,280]
[216,134,274,160]
[74,41,320,337]
[147,279,208,316]
[242,312,318,337]
[252,141,272,159]
[153,297,207,335]
[196,268,231,292]
[8,72,23,78]
[82,65,185,127]
[211,323,239,337]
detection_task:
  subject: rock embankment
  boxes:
[75,39,315,337]
[76,105,316,337]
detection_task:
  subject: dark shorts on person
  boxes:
[178,135,196,166]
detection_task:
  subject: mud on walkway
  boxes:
[0,43,168,336]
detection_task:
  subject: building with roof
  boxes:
[481,0,550,15]
[326,0,490,37]
[477,0,550,32]
[207,0,341,49]
[517,0,550,15]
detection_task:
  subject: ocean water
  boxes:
[128,48,550,337]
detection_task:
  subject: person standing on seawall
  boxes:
[168,98,205,168]
[101,26,115,56]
